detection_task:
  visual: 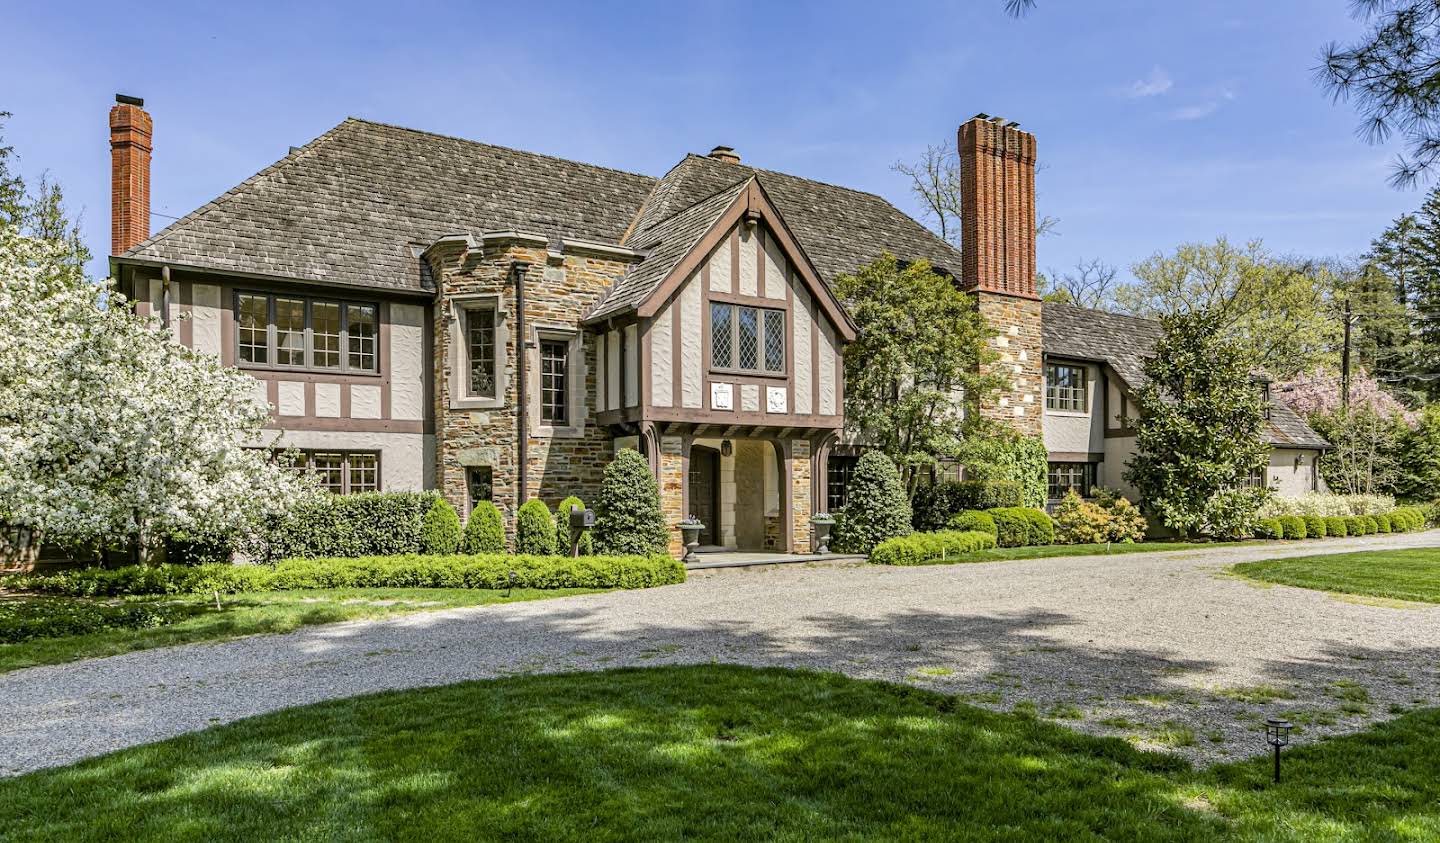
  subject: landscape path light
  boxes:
[1265,716,1292,783]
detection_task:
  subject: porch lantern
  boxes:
[1264,716,1292,783]
[720,439,733,458]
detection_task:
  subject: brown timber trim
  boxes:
[266,379,279,421]
[1105,427,1137,439]
[379,301,393,420]
[729,226,739,294]
[755,228,765,296]
[303,381,316,418]
[263,417,429,434]
[670,284,683,409]
[219,283,236,366]
[1048,451,1105,463]
[341,382,353,418]
[242,369,384,385]
[179,281,194,348]
[708,290,788,309]
[639,315,651,412]
[641,407,843,430]
[111,257,434,300]
[809,282,820,417]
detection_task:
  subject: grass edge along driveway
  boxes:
[1231,548,1440,604]
[1,665,1436,840]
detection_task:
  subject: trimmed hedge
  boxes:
[1325,516,1349,538]
[870,530,998,566]
[1303,515,1327,538]
[553,496,594,556]
[911,480,1022,532]
[1255,519,1283,540]
[255,492,441,561]
[1363,515,1380,535]
[11,554,686,597]
[987,507,1054,548]
[1346,516,1368,536]
[0,599,185,644]
[946,510,998,538]
[462,501,506,554]
[1375,513,1392,533]
[516,500,556,556]
[1278,515,1307,540]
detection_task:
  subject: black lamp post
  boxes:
[1265,716,1292,783]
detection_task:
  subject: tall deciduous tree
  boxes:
[1309,406,1408,495]
[1119,238,1340,380]
[1124,308,1270,538]
[1039,258,1120,310]
[892,140,1058,251]
[836,254,1003,493]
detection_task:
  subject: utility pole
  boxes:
[1341,298,1353,409]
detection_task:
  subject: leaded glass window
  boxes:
[467,308,496,398]
[710,303,733,368]
[710,303,785,374]
[764,310,784,371]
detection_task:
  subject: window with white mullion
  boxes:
[1045,364,1087,412]
[236,291,378,374]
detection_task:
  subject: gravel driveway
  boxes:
[4,532,1439,777]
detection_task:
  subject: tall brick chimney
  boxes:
[110,94,152,256]
[958,114,1043,436]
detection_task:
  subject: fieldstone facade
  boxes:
[976,294,1044,437]
[426,234,641,538]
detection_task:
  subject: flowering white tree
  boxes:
[0,224,314,568]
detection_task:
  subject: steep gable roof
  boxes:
[1042,301,1329,449]
[625,154,964,284]
[123,119,656,292]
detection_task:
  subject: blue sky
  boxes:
[4,0,1420,284]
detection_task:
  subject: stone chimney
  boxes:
[110,94,152,255]
[958,113,1044,436]
[707,145,741,164]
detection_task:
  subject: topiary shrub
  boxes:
[1277,515,1306,540]
[1255,519,1283,540]
[514,500,556,556]
[462,501,506,554]
[1374,513,1392,533]
[834,452,912,554]
[1303,515,1327,538]
[946,510,997,538]
[1363,515,1380,535]
[1345,515,1367,536]
[1022,508,1055,545]
[553,496,594,556]
[420,497,462,555]
[1325,516,1349,538]
[593,449,670,556]
[870,530,998,565]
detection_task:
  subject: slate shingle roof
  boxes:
[1042,301,1330,449]
[588,178,751,322]
[124,119,656,292]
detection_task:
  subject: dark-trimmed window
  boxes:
[235,291,378,373]
[711,302,784,374]
[467,307,497,399]
[540,339,568,425]
[827,455,859,514]
[1046,364,1087,412]
[1047,462,1095,501]
[277,449,380,494]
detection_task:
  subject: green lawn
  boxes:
[1232,549,1440,603]
[900,539,1266,566]
[2,666,1436,840]
[0,587,603,674]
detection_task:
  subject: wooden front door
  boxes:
[688,445,720,546]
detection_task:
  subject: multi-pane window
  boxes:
[1047,462,1095,501]
[710,303,784,374]
[467,467,493,513]
[540,339,568,425]
[276,450,380,494]
[827,455,859,514]
[1241,464,1267,489]
[238,294,269,364]
[1259,381,1272,421]
[467,308,497,398]
[234,292,378,373]
[1046,364,1087,412]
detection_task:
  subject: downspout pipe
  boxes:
[512,260,532,502]
[160,265,172,328]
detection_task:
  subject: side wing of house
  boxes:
[114,263,435,493]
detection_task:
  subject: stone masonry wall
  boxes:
[659,435,686,558]
[429,238,636,543]
[976,294,1044,438]
[789,439,812,553]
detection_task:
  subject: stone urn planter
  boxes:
[810,513,836,555]
[678,518,704,564]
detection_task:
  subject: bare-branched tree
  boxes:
[1040,258,1120,309]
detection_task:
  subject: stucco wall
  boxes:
[1269,448,1324,497]
[1043,362,1103,455]
[267,429,435,491]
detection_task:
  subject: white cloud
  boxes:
[1125,67,1173,98]
[1167,87,1237,121]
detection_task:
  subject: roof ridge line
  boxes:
[628,176,753,244]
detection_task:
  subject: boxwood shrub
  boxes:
[946,510,998,538]
[1346,515,1368,536]
[1374,513,1392,533]
[1325,516,1349,538]
[462,501,506,554]
[1277,515,1306,540]
[1362,515,1380,535]
[516,500,556,556]
[1255,519,1283,540]
[986,507,1054,548]
[1303,515,1327,538]
[420,497,463,554]
[869,530,998,566]
[11,553,685,597]
[911,480,1022,532]
[0,599,186,644]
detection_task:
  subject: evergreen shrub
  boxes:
[462,501,506,554]
[420,497,463,555]
[593,449,670,556]
[516,499,556,556]
[834,452,912,554]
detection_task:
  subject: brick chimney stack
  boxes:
[957,114,1038,299]
[110,94,152,256]
[958,113,1044,437]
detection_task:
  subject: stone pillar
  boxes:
[658,435,686,558]
[976,294,1044,437]
[789,439,813,553]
